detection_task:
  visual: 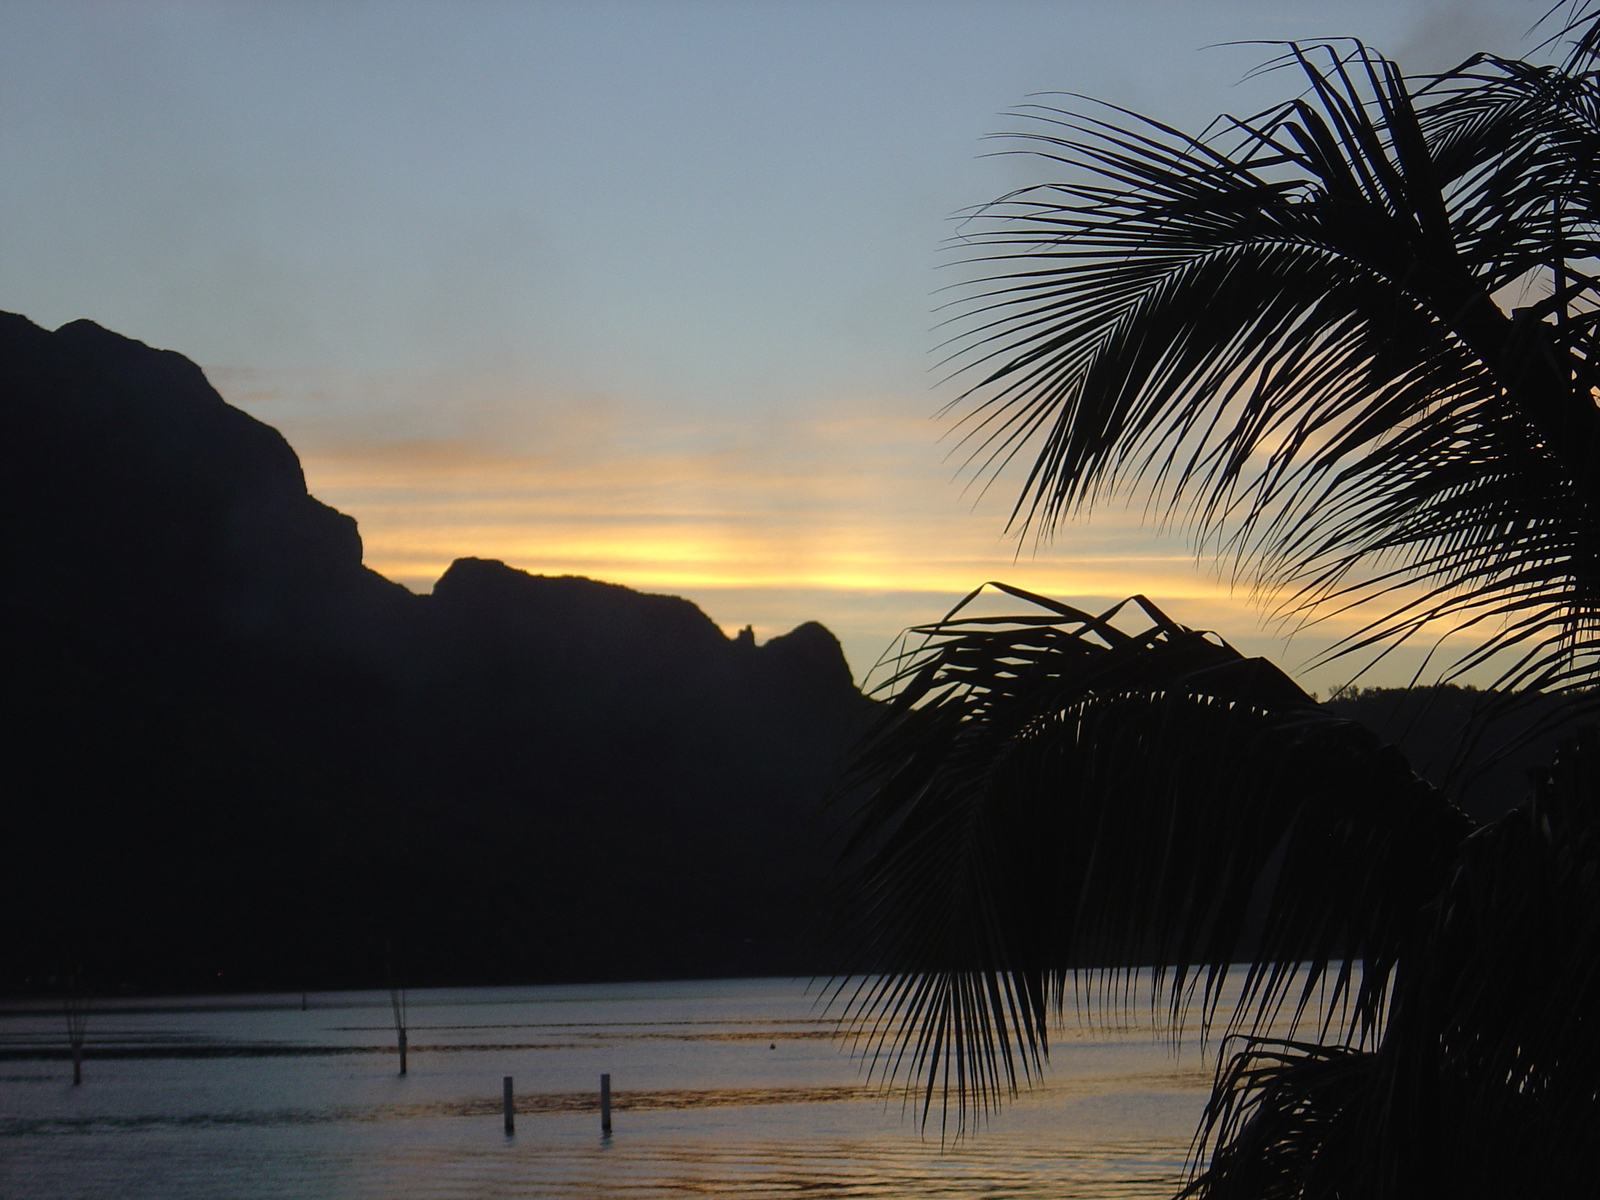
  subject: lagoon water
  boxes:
[0,978,1214,1198]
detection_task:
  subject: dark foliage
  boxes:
[944,29,1600,698]
[1320,684,1583,823]
[1181,728,1600,1197]
[835,589,1600,1192]
[831,9,1600,1197]
[830,585,1467,1133]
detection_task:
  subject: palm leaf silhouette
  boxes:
[1179,730,1600,1197]
[945,38,1600,695]
[831,585,1467,1133]
[832,10,1600,1195]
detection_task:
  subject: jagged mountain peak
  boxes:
[1,312,870,992]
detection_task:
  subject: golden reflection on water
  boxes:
[0,980,1211,1199]
[3,1070,1212,1133]
[353,1131,1189,1199]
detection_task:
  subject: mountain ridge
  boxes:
[1,312,869,994]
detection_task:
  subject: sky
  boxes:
[0,0,1543,694]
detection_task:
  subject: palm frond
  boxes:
[1408,728,1600,1192]
[831,19,1600,1189]
[1536,1,1600,72]
[946,40,1600,697]
[827,586,1469,1133]
[1180,1039,1374,1200]
[1182,727,1600,1197]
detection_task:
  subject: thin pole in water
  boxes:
[387,942,408,1076]
[503,1076,515,1136]
[63,973,88,1087]
[600,1073,612,1135]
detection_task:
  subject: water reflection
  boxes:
[0,978,1207,1199]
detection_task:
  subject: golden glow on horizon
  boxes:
[291,410,1251,603]
[220,371,1500,691]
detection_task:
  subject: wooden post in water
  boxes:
[387,943,408,1077]
[600,1073,612,1135]
[63,974,88,1087]
[503,1076,515,1135]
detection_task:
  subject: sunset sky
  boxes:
[0,1,1538,693]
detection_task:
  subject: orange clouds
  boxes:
[286,396,1218,597]
[213,366,1498,693]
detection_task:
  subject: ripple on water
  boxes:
[0,979,1217,1199]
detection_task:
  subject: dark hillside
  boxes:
[1322,686,1585,824]
[0,313,871,995]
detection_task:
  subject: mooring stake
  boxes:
[503,1076,515,1135]
[600,1072,612,1135]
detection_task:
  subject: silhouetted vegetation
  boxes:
[1321,685,1586,824]
[833,11,1600,1196]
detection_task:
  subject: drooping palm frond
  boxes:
[1180,1039,1374,1200]
[825,13,1600,1195]
[828,585,1469,1132]
[945,40,1600,697]
[1181,727,1600,1198]
[1404,728,1600,1193]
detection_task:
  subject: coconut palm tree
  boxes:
[833,11,1600,1197]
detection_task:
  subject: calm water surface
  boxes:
[0,978,1215,1198]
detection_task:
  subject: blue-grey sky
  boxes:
[0,1,1537,692]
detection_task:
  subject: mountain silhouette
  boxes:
[1,313,871,993]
